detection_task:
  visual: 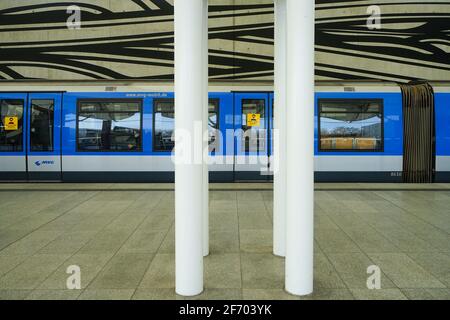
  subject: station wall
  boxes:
[0,0,449,82]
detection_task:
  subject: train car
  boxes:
[0,82,448,183]
[435,86,450,182]
[315,85,403,182]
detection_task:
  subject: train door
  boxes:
[233,93,271,180]
[0,93,28,180]
[26,93,63,181]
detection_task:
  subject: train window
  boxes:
[30,100,54,152]
[0,99,24,152]
[209,99,219,153]
[241,99,266,153]
[153,98,220,153]
[77,100,142,152]
[153,99,175,152]
[319,99,383,151]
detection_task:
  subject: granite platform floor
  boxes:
[0,186,449,300]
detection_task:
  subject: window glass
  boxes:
[208,99,219,153]
[153,99,220,153]
[30,100,54,152]
[319,100,383,151]
[77,100,142,152]
[271,99,274,153]
[153,99,175,152]
[241,99,266,153]
[0,99,24,152]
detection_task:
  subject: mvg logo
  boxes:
[35,160,55,167]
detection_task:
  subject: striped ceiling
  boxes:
[0,0,449,82]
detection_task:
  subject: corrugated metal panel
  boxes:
[400,82,436,183]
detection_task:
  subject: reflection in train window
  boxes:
[30,100,54,152]
[153,99,220,153]
[153,99,175,152]
[241,99,266,153]
[0,99,24,152]
[77,100,142,152]
[319,99,383,151]
[208,99,219,153]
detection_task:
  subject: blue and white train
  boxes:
[0,82,449,182]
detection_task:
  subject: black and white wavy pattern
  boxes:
[0,0,449,82]
[315,0,450,81]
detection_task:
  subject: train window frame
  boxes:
[241,99,266,129]
[30,99,55,152]
[208,98,220,154]
[241,98,267,153]
[152,98,221,153]
[0,99,24,153]
[318,98,385,153]
[76,98,144,153]
[152,98,175,153]
[208,98,220,130]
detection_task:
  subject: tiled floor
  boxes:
[0,186,449,300]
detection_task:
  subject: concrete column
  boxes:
[285,0,315,296]
[174,0,206,297]
[273,0,287,258]
[202,0,210,257]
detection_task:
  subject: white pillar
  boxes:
[202,0,210,257]
[273,0,287,258]
[174,0,205,297]
[285,0,315,296]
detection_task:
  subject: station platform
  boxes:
[0,184,449,300]
[1,183,450,191]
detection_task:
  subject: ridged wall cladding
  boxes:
[401,83,436,183]
[0,0,449,82]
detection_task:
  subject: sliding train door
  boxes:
[26,93,63,180]
[0,93,27,180]
[234,93,271,180]
[0,92,62,181]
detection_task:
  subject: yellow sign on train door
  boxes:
[247,113,260,127]
[4,117,18,131]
